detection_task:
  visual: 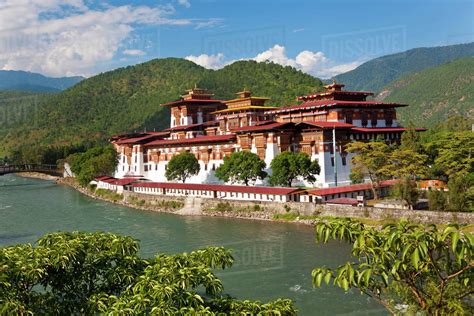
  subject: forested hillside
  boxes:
[377,57,474,127]
[1,58,322,159]
[334,42,474,92]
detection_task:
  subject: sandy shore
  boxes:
[15,172,61,181]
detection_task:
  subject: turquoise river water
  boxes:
[0,174,385,315]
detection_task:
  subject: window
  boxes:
[342,155,347,166]
[361,112,368,127]
[331,157,334,166]
[155,164,158,171]
[345,112,353,124]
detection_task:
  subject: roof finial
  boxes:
[194,83,198,89]
[332,78,337,85]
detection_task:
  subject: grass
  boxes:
[95,189,123,202]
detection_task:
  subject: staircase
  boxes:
[176,197,203,216]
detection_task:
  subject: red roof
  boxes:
[325,197,359,205]
[296,121,354,129]
[297,90,374,101]
[145,134,235,147]
[352,127,427,133]
[265,100,407,114]
[133,182,304,195]
[231,122,293,132]
[95,176,114,181]
[114,178,142,186]
[308,180,398,196]
[114,133,169,145]
[161,99,223,107]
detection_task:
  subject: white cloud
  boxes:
[123,49,146,56]
[177,0,191,8]
[185,45,363,78]
[185,53,226,70]
[0,1,219,77]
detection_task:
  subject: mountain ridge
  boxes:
[0,70,84,92]
[377,57,474,127]
[334,42,474,92]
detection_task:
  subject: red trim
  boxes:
[352,127,427,133]
[145,134,236,146]
[161,99,223,107]
[231,122,293,132]
[134,182,304,195]
[297,121,354,129]
[265,100,407,114]
[308,180,398,196]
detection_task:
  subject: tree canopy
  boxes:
[0,232,296,315]
[312,218,473,315]
[66,145,118,186]
[269,151,320,187]
[215,151,267,186]
[165,152,200,183]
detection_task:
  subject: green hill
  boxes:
[334,42,474,92]
[377,57,474,127]
[1,58,322,156]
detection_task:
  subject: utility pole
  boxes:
[333,126,338,187]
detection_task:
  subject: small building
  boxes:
[306,180,398,203]
[419,179,448,191]
[94,176,144,193]
[132,182,305,203]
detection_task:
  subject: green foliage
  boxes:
[269,151,320,187]
[391,177,419,209]
[381,57,474,127]
[312,218,473,315]
[1,58,322,157]
[335,42,474,93]
[165,152,200,183]
[400,122,422,153]
[446,174,474,212]
[428,190,447,212]
[0,232,296,314]
[67,145,118,187]
[346,141,391,198]
[95,189,123,202]
[215,151,267,185]
[430,132,474,178]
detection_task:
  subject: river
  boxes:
[0,174,385,315]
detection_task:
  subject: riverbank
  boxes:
[16,172,61,181]
[56,177,474,227]
[56,177,318,226]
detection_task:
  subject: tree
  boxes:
[67,145,118,186]
[269,151,320,187]
[446,174,471,212]
[384,149,428,180]
[0,232,296,315]
[400,121,422,153]
[215,151,267,185]
[165,152,200,183]
[345,141,391,199]
[427,132,474,178]
[312,219,473,315]
[428,189,447,211]
[391,177,419,209]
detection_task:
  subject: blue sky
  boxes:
[0,0,472,78]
